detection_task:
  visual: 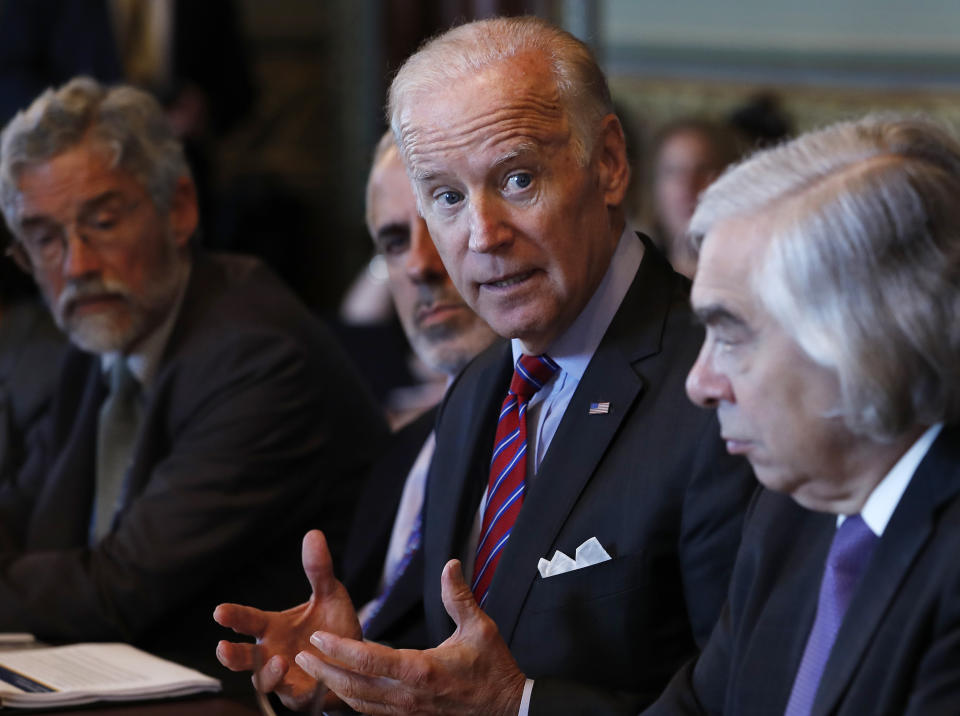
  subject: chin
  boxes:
[67,313,141,354]
[751,464,799,497]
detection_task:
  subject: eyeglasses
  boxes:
[5,197,143,272]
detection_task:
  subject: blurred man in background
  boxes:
[216,130,498,708]
[0,77,384,692]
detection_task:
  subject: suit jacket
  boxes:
[423,235,755,715]
[341,407,436,648]
[0,251,387,691]
[647,422,960,716]
[0,301,67,487]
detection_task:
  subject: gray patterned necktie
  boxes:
[91,359,142,543]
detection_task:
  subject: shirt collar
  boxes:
[839,422,943,536]
[511,225,644,383]
[101,261,191,387]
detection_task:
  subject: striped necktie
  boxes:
[472,353,559,608]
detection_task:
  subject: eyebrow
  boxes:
[693,303,749,329]
[374,221,410,238]
[19,190,126,227]
[410,142,542,184]
[490,143,539,170]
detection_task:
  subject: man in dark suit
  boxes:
[215,17,752,716]
[215,131,497,707]
[0,77,384,687]
[645,115,960,714]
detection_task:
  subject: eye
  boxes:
[437,190,463,206]
[505,172,533,193]
[92,216,118,231]
[22,227,58,250]
[81,206,122,234]
[376,228,410,256]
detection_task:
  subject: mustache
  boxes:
[57,277,130,314]
[413,285,465,316]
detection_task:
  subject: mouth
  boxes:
[722,437,752,455]
[480,270,536,291]
[65,293,127,317]
[416,302,465,327]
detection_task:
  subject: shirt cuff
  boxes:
[518,678,535,716]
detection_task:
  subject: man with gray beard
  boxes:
[0,77,385,690]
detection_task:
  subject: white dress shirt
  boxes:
[838,422,943,536]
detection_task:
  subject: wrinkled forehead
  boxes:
[396,58,570,177]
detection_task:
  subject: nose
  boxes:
[61,228,102,280]
[405,217,446,283]
[467,193,513,254]
[685,342,734,408]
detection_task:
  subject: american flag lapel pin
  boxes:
[588,401,610,415]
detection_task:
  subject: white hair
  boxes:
[0,76,190,230]
[387,16,613,166]
[690,115,960,441]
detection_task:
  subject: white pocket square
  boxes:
[537,537,611,578]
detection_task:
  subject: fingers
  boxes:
[440,559,481,630]
[213,602,268,638]
[252,654,288,692]
[294,651,394,715]
[216,640,259,671]
[301,530,339,600]
[303,632,415,682]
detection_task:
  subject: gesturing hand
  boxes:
[214,530,362,711]
[295,559,527,715]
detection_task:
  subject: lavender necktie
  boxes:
[784,514,879,716]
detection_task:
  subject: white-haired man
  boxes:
[215,17,753,715]
[645,116,960,714]
[0,77,385,689]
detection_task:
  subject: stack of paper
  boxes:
[0,643,220,709]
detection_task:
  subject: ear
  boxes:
[168,175,199,249]
[594,114,630,209]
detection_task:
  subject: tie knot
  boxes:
[108,359,139,398]
[828,514,878,576]
[510,354,559,400]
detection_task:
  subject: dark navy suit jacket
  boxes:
[0,251,386,692]
[647,422,960,716]
[341,408,437,648]
[423,235,755,715]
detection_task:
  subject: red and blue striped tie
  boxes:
[472,353,559,608]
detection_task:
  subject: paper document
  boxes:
[0,643,220,709]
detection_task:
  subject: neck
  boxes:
[796,426,926,514]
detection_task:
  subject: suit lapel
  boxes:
[484,236,679,643]
[343,409,436,599]
[364,547,424,640]
[813,425,960,715]
[423,342,513,638]
[27,354,105,548]
[484,346,644,640]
